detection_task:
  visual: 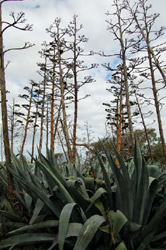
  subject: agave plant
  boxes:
[0,150,112,249]
[97,137,166,249]
[0,139,166,250]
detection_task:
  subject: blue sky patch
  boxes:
[106,72,112,81]
[35,4,40,9]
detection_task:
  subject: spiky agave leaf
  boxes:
[58,203,86,250]
[73,215,105,250]
[0,233,56,249]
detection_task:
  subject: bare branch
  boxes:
[75,142,95,153]
[4,60,11,69]
[1,0,23,4]
[4,42,35,54]
[2,12,33,34]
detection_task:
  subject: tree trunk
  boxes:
[135,92,153,161]
[72,19,78,163]
[147,50,166,160]
[46,99,49,158]
[50,52,56,153]
[57,32,72,162]
[1,127,3,161]
[0,2,15,198]
[39,58,47,152]
[54,103,61,139]
[57,128,68,162]
[20,84,33,156]
[143,4,166,161]
[116,0,134,151]
[10,99,15,152]
[116,82,123,166]
[31,103,38,163]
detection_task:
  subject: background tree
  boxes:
[0,0,33,199]
[125,0,166,161]
[103,65,141,158]
[0,127,3,161]
[104,0,136,151]
[46,19,72,158]
[67,15,97,162]
[8,99,24,152]
[134,90,154,161]
[45,16,96,162]
[103,66,128,156]
[19,81,36,156]
[30,83,41,162]
[37,43,49,153]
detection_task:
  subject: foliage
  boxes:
[0,140,166,249]
[92,128,166,166]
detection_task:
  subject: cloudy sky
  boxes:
[1,0,166,156]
